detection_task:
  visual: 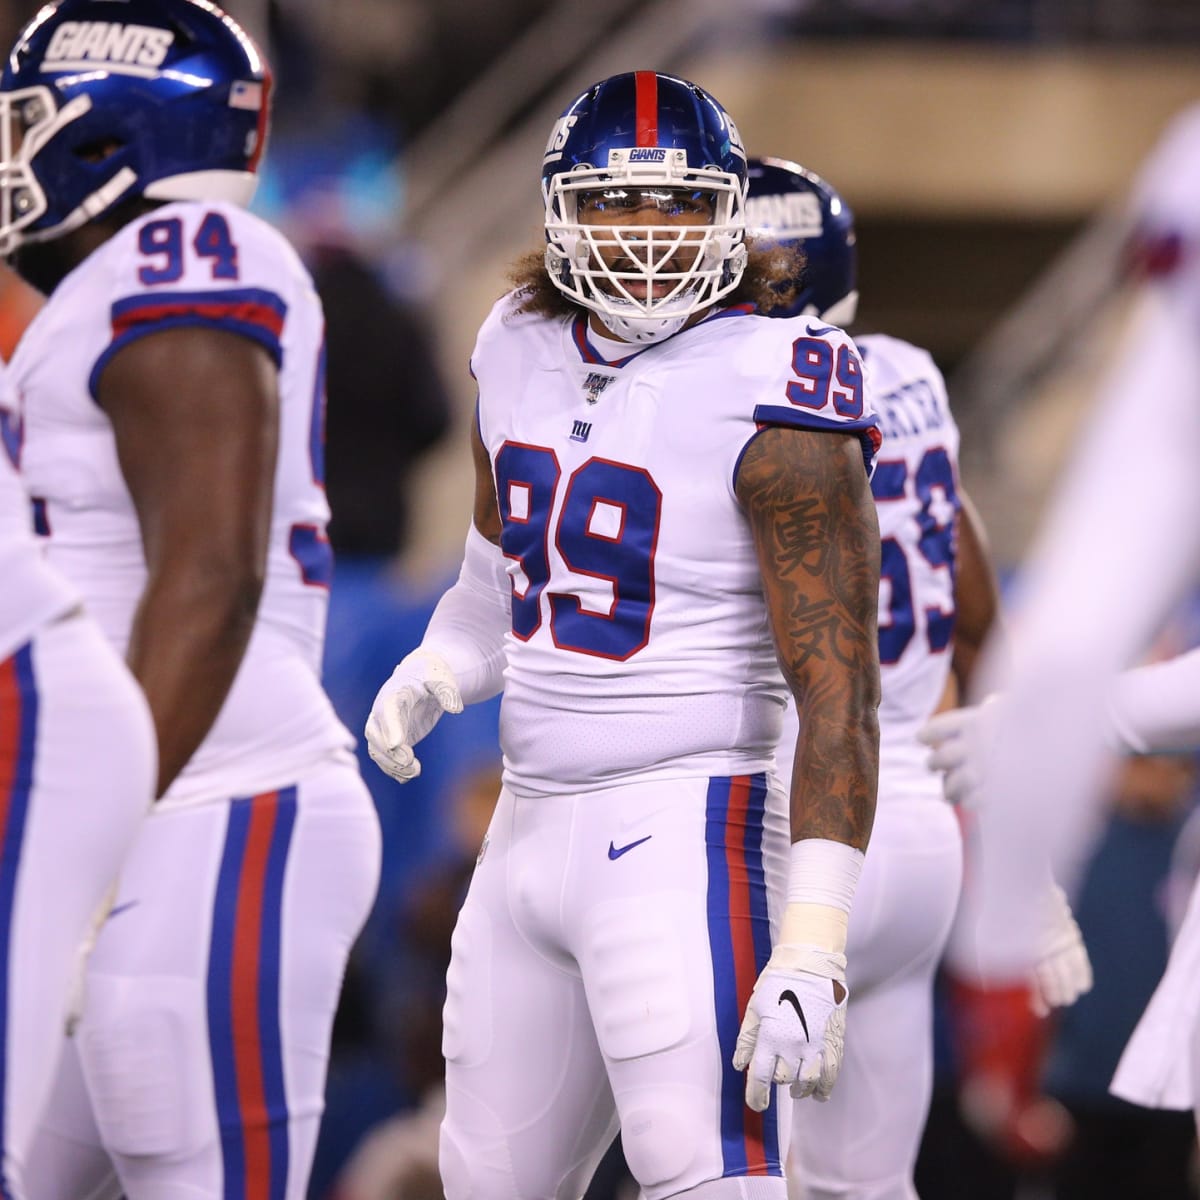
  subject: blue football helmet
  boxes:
[542,71,748,344]
[745,157,858,326]
[0,0,271,256]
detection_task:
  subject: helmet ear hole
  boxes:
[73,138,124,164]
[719,243,747,289]
[543,245,573,289]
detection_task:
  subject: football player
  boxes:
[0,363,153,1195]
[367,72,882,1200]
[747,158,1092,1198]
[0,2,381,1196]
[915,101,1200,1128]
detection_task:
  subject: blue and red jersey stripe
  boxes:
[208,786,297,1200]
[0,644,38,1200]
[89,287,289,399]
[744,407,882,479]
[705,773,782,1178]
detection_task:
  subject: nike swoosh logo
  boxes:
[106,900,139,921]
[806,323,839,336]
[779,989,810,1041]
[608,835,652,860]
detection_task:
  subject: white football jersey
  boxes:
[861,333,961,791]
[0,364,78,662]
[11,201,353,805]
[775,332,960,799]
[473,297,880,797]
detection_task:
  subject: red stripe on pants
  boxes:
[0,659,21,872]
[231,791,280,1197]
[724,775,768,1173]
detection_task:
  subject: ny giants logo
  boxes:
[725,115,746,161]
[543,114,578,165]
[629,148,667,163]
[43,22,175,70]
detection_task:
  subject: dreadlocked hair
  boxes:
[506,235,806,322]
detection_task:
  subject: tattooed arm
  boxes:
[736,426,881,851]
[732,425,881,1109]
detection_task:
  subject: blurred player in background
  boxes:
[747,157,1092,1199]
[918,101,1200,1134]
[367,72,882,1200]
[0,1,381,1195]
[0,367,152,1194]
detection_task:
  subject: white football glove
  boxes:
[733,944,848,1111]
[917,697,1001,808]
[365,649,463,784]
[1031,883,1093,1017]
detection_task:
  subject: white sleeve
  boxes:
[966,281,1200,979]
[421,524,510,705]
[1107,647,1200,753]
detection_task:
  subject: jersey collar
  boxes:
[569,304,756,368]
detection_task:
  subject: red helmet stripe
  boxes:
[635,71,658,146]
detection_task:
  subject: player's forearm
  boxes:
[771,448,881,850]
[787,685,879,850]
[127,567,261,797]
[735,427,881,850]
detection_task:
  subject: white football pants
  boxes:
[0,614,153,1199]
[439,774,790,1200]
[787,791,962,1200]
[25,755,381,1200]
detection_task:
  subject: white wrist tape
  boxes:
[779,839,866,954]
[787,838,864,910]
[779,904,849,955]
[421,524,511,705]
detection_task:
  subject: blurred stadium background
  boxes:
[2,0,1196,568]
[3,1,1200,1196]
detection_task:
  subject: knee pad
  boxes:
[438,1124,474,1200]
[789,1173,914,1200]
[620,1087,703,1194]
[440,1109,530,1200]
[77,973,213,1158]
[676,1178,788,1200]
